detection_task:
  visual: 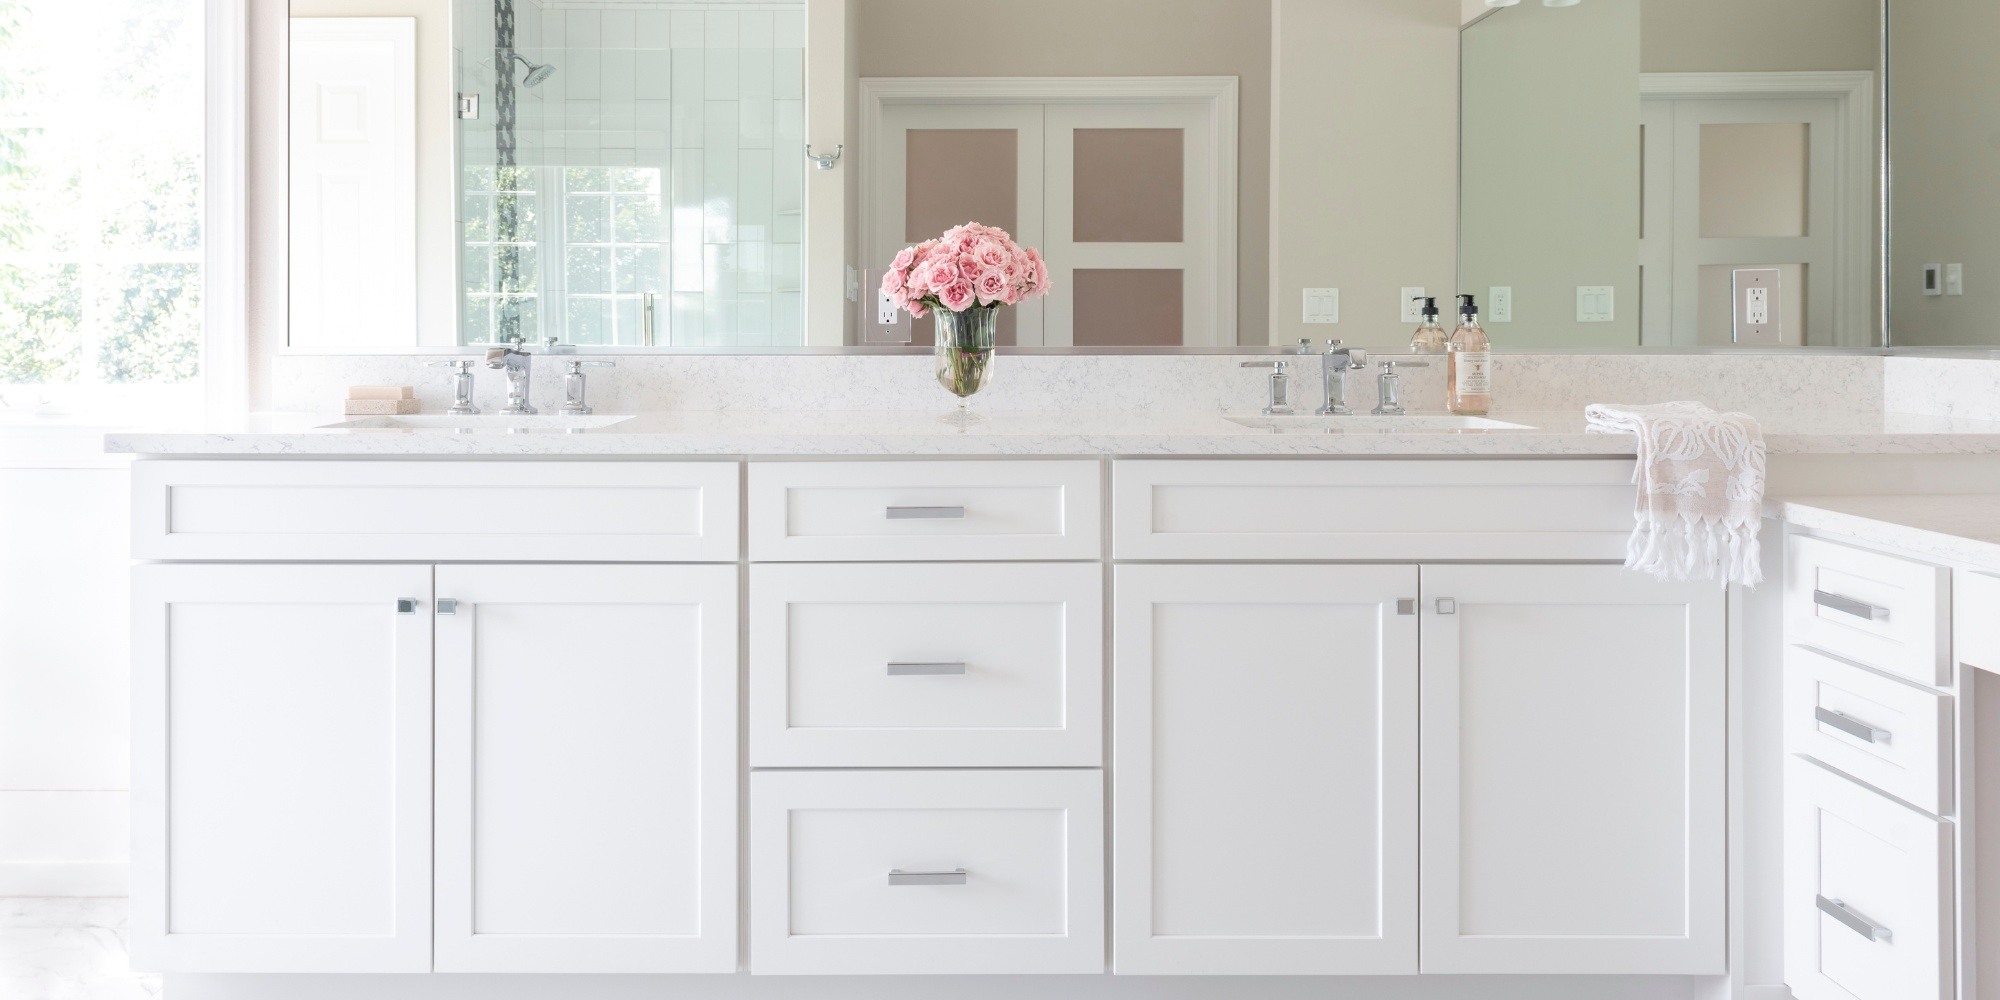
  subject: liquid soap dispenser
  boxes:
[1447,294,1493,416]
[1409,297,1446,354]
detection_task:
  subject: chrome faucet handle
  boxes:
[1240,359,1296,416]
[427,359,479,415]
[560,360,615,415]
[1371,360,1431,416]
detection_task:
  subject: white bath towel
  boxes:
[1584,401,1767,586]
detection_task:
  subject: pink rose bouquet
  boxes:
[881,222,1050,320]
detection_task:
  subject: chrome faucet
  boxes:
[1372,360,1431,416]
[426,359,479,415]
[559,359,616,415]
[1318,340,1370,415]
[486,345,537,415]
[1240,359,1297,415]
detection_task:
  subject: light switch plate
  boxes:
[1400,287,1427,324]
[1304,288,1340,324]
[1732,268,1782,344]
[846,265,863,303]
[1946,263,1965,296]
[1489,286,1513,323]
[1576,286,1615,323]
[1924,264,1944,296]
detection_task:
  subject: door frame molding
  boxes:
[1638,70,1877,348]
[858,76,1240,346]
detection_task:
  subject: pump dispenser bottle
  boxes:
[1409,297,1446,354]
[1447,294,1493,416]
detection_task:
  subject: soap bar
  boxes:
[347,385,415,400]
[343,398,423,415]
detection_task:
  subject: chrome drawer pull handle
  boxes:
[885,506,966,520]
[888,662,968,676]
[396,599,418,615]
[888,868,968,886]
[1816,706,1891,744]
[436,599,459,616]
[1814,590,1890,622]
[1817,895,1892,942]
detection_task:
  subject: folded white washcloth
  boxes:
[1584,401,1767,587]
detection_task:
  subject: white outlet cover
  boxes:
[877,288,900,326]
[1489,286,1513,323]
[1400,287,1427,324]
[1576,286,1615,323]
[1304,288,1340,324]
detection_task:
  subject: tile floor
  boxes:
[0,899,158,999]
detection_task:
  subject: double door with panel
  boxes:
[1112,562,1725,976]
[131,562,737,974]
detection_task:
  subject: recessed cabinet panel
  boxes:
[1112,564,1419,975]
[130,563,433,973]
[1784,644,1951,815]
[1784,757,1952,1000]
[1418,564,1725,975]
[433,564,737,973]
[749,769,1103,975]
[748,461,1100,562]
[751,563,1102,767]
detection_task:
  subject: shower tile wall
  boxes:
[459,1,805,347]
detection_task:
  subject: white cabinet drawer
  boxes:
[1112,459,1635,561]
[1784,757,1952,1000]
[1787,535,1950,687]
[748,461,1100,562]
[750,563,1101,767]
[1784,645,1952,815]
[749,770,1104,975]
[1956,569,2000,674]
[133,460,739,562]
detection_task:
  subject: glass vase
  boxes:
[934,305,999,403]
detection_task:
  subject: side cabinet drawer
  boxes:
[1956,569,2000,674]
[1784,646,1951,814]
[748,461,1100,562]
[133,460,740,562]
[1787,534,1949,687]
[749,770,1104,975]
[750,563,1102,767]
[1784,757,1952,1000]
[1112,459,1635,561]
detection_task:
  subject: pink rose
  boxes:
[907,300,928,319]
[881,268,904,296]
[940,281,976,312]
[891,246,917,272]
[973,240,1008,269]
[974,269,1009,304]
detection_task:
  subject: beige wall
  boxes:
[856,0,1272,343]
[1461,0,1640,347]
[1643,0,1879,73]
[290,0,458,347]
[1892,0,2000,346]
[1270,0,1460,349]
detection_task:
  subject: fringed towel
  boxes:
[1584,401,1767,586]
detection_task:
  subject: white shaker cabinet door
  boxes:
[130,563,434,973]
[433,564,738,973]
[1418,564,1726,975]
[1111,564,1420,975]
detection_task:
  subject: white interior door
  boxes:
[433,564,737,973]
[1112,564,1419,975]
[1045,102,1228,347]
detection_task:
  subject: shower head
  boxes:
[511,53,556,88]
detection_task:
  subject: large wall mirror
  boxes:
[281,0,1984,353]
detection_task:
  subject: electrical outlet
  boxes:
[1746,287,1770,325]
[1732,268,1781,344]
[1576,286,1615,323]
[877,288,900,326]
[1400,287,1427,324]
[1489,286,1513,323]
[1304,288,1340,325]
[1946,263,1965,296]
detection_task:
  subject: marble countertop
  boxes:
[1771,494,2000,570]
[100,407,2000,458]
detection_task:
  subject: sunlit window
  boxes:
[0,0,205,408]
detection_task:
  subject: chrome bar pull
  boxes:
[1814,590,1890,622]
[885,506,966,520]
[436,599,459,616]
[1817,895,1892,942]
[396,599,419,615]
[888,662,968,676]
[888,868,968,886]
[1816,706,1891,744]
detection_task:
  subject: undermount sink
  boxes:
[1224,413,1535,432]
[318,413,636,432]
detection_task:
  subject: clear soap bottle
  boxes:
[1409,297,1446,354]
[1447,294,1493,416]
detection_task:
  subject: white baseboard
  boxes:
[0,861,129,897]
[1734,985,1795,1000]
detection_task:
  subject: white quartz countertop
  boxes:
[100,407,2000,458]
[1771,494,2000,570]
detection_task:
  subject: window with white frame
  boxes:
[0,0,206,408]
